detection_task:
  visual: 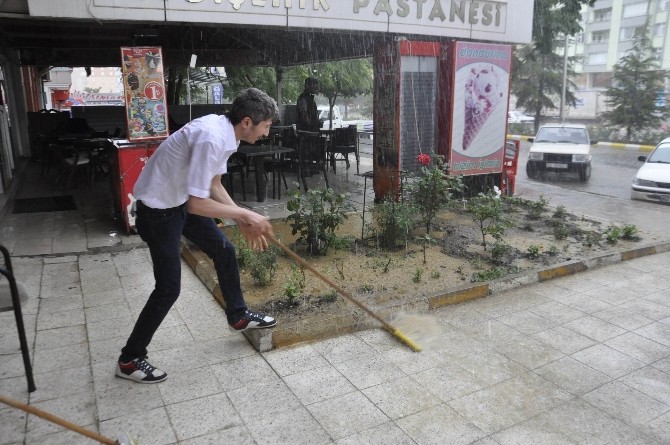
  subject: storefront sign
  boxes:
[120,47,169,141]
[28,0,533,44]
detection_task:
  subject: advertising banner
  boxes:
[450,42,511,176]
[120,46,169,141]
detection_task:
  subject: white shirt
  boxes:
[133,114,239,209]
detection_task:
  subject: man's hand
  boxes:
[234,209,273,251]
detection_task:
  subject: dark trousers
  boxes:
[120,203,247,361]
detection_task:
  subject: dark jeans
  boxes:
[120,202,247,361]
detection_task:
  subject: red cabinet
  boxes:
[111,140,162,233]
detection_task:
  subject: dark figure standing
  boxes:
[296,77,320,132]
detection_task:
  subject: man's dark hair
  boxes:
[227,88,278,125]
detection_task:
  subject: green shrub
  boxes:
[283,264,305,302]
[527,244,542,259]
[472,267,505,282]
[286,187,351,255]
[526,195,549,220]
[553,223,569,240]
[466,191,511,251]
[552,205,566,219]
[491,242,510,264]
[621,224,640,240]
[605,226,622,244]
[369,198,417,250]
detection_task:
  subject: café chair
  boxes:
[222,152,247,201]
[327,125,359,174]
[0,245,36,393]
[297,131,329,192]
[52,143,92,190]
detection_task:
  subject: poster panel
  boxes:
[120,46,169,141]
[450,42,512,176]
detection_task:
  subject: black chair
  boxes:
[327,125,359,174]
[52,143,92,190]
[0,245,36,393]
[297,131,329,192]
[222,152,247,201]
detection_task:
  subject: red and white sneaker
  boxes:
[229,309,277,332]
[115,357,167,383]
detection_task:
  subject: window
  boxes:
[622,2,648,18]
[653,47,663,61]
[661,0,670,12]
[593,8,611,22]
[575,32,584,44]
[620,26,646,41]
[591,31,609,43]
[655,23,666,37]
[587,52,607,65]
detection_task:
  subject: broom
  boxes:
[0,394,136,445]
[267,234,422,352]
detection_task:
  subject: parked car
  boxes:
[631,137,670,204]
[508,110,534,124]
[526,123,595,182]
[318,105,342,129]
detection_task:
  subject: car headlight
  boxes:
[528,152,543,161]
[632,177,656,187]
[572,154,590,162]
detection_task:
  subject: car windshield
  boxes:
[318,110,332,120]
[648,143,670,163]
[535,127,588,144]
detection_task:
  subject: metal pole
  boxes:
[560,33,568,123]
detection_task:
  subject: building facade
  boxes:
[564,0,670,119]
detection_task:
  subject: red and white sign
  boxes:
[449,42,512,176]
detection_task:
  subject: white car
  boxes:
[508,110,534,124]
[318,105,342,129]
[526,123,595,182]
[631,137,670,204]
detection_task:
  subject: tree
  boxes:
[512,0,595,129]
[512,46,578,133]
[310,59,373,129]
[223,65,311,104]
[601,32,669,140]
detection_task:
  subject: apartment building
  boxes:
[564,0,670,119]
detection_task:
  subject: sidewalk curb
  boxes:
[181,239,670,352]
[506,134,655,152]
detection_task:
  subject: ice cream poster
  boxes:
[120,46,169,141]
[450,42,511,176]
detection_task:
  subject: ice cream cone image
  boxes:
[462,64,504,150]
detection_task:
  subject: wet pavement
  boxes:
[1,152,670,444]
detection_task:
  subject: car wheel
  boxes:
[526,163,538,179]
[578,163,591,182]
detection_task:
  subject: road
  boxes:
[513,141,670,241]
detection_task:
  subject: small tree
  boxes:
[407,154,463,234]
[312,59,373,129]
[601,32,669,140]
[466,192,511,251]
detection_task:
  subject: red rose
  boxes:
[417,153,431,166]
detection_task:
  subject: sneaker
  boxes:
[115,357,167,383]
[229,309,277,332]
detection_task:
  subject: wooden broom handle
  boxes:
[0,394,117,445]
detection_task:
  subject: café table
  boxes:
[237,144,295,202]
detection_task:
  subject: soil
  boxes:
[226,199,647,323]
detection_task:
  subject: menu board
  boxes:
[120,46,169,141]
